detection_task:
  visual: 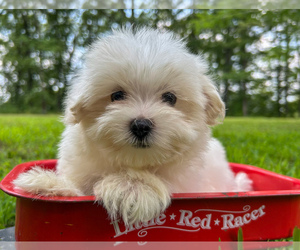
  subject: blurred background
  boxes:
[0,9,300,117]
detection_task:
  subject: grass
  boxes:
[0,115,299,229]
[213,118,300,179]
[0,114,64,229]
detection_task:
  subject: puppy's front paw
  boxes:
[13,167,83,197]
[94,170,170,225]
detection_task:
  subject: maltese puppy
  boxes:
[14,27,252,225]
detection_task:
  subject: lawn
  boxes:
[0,115,64,229]
[0,115,299,229]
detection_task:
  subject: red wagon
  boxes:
[1,160,300,241]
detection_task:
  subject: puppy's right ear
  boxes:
[64,98,85,125]
[202,76,225,126]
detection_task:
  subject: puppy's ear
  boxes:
[202,77,225,126]
[64,98,85,125]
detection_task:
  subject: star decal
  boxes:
[170,213,176,220]
[214,219,220,226]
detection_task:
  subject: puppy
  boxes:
[14,27,252,225]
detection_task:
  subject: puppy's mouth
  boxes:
[131,139,151,149]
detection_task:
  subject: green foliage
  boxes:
[238,228,244,250]
[0,196,15,230]
[294,226,300,242]
[238,227,243,242]
[0,10,300,116]
[1,0,300,9]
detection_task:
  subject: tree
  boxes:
[0,10,42,111]
[183,10,263,116]
[260,10,300,117]
[0,9,299,116]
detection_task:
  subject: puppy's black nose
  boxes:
[130,119,153,140]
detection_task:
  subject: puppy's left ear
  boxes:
[202,76,225,126]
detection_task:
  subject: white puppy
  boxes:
[14,27,252,225]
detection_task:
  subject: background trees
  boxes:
[0,9,299,117]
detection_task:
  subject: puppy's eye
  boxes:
[162,92,177,106]
[111,91,126,102]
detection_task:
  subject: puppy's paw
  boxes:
[235,172,253,192]
[94,170,171,225]
[13,166,83,196]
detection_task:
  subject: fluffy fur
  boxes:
[14,27,252,225]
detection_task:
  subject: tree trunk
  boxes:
[131,0,135,23]
[21,12,34,92]
[241,81,248,116]
[223,48,232,107]
[276,65,282,117]
[240,44,249,116]
[283,25,290,117]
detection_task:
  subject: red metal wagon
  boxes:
[1,160,300,241]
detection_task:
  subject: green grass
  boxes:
[0,115,299,229]
[213,118,300,179]
[0,115,64,229]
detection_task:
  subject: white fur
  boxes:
[14,27,252,225]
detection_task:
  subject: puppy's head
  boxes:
[65,27,225,168]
